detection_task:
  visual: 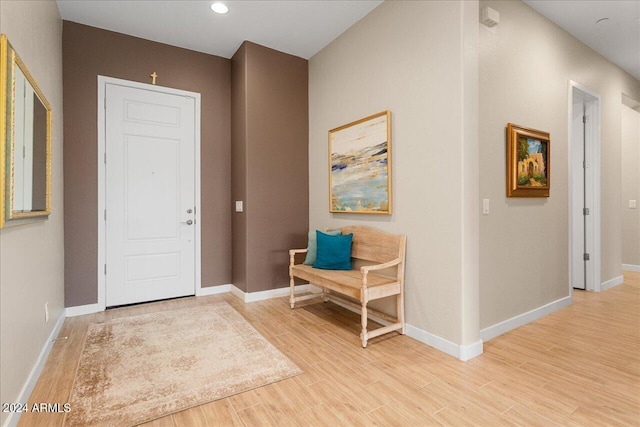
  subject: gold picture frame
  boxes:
[0,34,52,228]
[329,111,391,214]
[506,123,550,197]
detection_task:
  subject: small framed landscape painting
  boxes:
[329,111,391,214]
[506,123,550,197]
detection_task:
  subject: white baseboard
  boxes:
[480,295,572,342]
[230,285,245,301]
[196,284,232,296]
[231,284,310,303]
[64,283,310,314]
[622,264,640,272]
[459,340,484,361]
[601,275,624,291]
[65,303,101,317]
[3,311,66,427]
[405,324,483,361]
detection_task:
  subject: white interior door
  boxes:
[570,83,600,292]
[571,101,586,289]
[105,84,196,306]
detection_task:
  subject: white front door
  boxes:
[105,83,196,306]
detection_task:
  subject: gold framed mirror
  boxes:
[0,34,52,228]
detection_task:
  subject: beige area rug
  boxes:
[64,302,302,426]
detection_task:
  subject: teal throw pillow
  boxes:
[313,231,353,270]
[303,229,341,265]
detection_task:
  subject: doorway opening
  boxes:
[569,81,601,292]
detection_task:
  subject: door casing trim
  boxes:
[568,80,601,294]
[97,76,202,311]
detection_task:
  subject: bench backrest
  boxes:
[340,226,406,265]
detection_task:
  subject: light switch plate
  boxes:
[235,201,243,212]
[482,199,490,215]
[630,200,637,209]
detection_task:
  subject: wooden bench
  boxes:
[288,226,407,348]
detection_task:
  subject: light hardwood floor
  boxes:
[19,272,640,426]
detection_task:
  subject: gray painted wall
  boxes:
[0,1,65,423]
[479,0,640,328]
[308,0,480,346]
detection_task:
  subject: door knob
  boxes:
[181,219,193,225]
[186,209,193,214]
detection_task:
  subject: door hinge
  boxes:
[583,208,590,215]
[104,153,107,164]
[104,209,107,220]
[104,264,107,274]
[583,253,590,261]
[104,97,107,109]
[583,115,589,124]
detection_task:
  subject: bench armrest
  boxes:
[289,249,308,267]
[360,258,403,288]
[289,249,308,256]
[360,257,402,273]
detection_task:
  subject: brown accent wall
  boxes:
[231,42,309,293]
[231,44,248,292]
[63,21,231,307]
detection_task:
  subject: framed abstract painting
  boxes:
[329,111,391,214]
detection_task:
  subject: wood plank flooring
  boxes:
[18,272,640,426]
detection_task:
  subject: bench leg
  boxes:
[322,287,329,303]
[360,302,369,348]
[397,293,405,335]
[289,275,295,309]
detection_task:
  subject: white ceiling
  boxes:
[524,0,640,81]
[57,0,639,80]
[56,0,383,60]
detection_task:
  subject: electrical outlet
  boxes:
[45,302,49,322]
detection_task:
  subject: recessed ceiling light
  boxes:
[211,2,228,14]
